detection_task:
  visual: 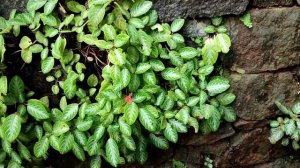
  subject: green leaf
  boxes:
[49,135,60,151]
[41,14,58,27]
[67,1,85,13]
[2,114,22,142]
[124,102,139,125]
[143,71,157,85]
[21,49,32,64]
[72,142,85,161]
[106,138,120,167]
[207,109,221,132]
[62,71,78,99]
[269,127,284,144]
[169,51,183,67]
[130,1,153,17]
[122,135,136,151]
[216,92,236,106]
[121,68,131,87]
[215,33,231,53]
[17,142,31,161]
[53,121,69,136]
[179,47,199,59]
[74,130,87,146]
[139,107,158,132]
[275,101,292,115]
[88,4,106,27]
[171,19,185,33]
[61,103,78,121]
[0,35,6,63]
[108,48,126,66]
[149,133,169,150]
[41,57,54,74]
[94,125,105,140]
[76,119,93,131]
[90,155,102,168]
[163,123,178,143]
[0,76,7,95]
[34,136,49,158]
[9,75,24,99]
[119,118,132,136]
[44,0,58,15]
[149,59,165,71]
[292,102,300,114]
[87,74,99,87]
[102,24,116,41]
[161,68,181,81]
[202,38,219,65]
[114,33,129,47]
[27,0,47,12]
[169,119,187,133]
[86,136,101,155]
[175,106,190,124]
[188,117,199,133]
[27,99,50,120]
[135,63,151,74]
[138,30,153,56]
[59,132,75,154]
[240,12,252,28]
[207,77,230,96]
[200,104,216,119]
[19,36,32,49]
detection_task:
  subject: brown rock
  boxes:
[234,119,269,131]
[179,124,235,146]
[224,7,300,73]
[0,0,28,18]
[230,71,298,120]
[254,157,300,168]
[215,127,288,167]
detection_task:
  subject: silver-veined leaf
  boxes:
[33,136,49,158]
[27,0,47,12]
[139,108,158,132]
[124,102,139,125]
[216,33,231,53]
[163,123,178,143]
[161,68,181,81]
[2,114,22,142]
[41,57,54,74]
[27,99,50,120]
[105,138,120,167]
[207,77,230,96]
[149,134,169,150]
[170,19,184,33]
[130,1,153,17]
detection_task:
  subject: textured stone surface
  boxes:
[230,71,298,120]
[153,0,249,22]
[234,119,269,131]
[0,0,28,18]
[179,124,235,145]
[215,127,289,167]
[251,0,294,7]
[254,157,300,168]
[224,7,300,73]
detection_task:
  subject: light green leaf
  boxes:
[122,135,136,151]
[88,4,106,27]
[19,36,32,49]
[72,142,85,161]
[269,127,284,144]
[106,138,120,167]
[179,47,199,59]
[149,133,169,150]
[171,19,184,33]
[44,0,58,15]
[143,71,157,85]
[169,119,187,133]
[130,1,153,17]
[139,107,158,132]
[27,99,50,120]
[292,102,300,115]
[41,57,54,74]
[87,74,99,87]
[90,155,102,168]
[0,35,6,63]
[240,12,252,28]
[53,121,69,136]
[59,132,75,154]
[175,106,190,124]
[202,38,219,65]
[207,77,230,96]
[114,33,129,47]
[121,68,131,87]
[216,33,231,53]
[163,123,178,143]
[216,92,236,106]
[124,102,139,125]
[108,48,126,66]
[2,114,22,142]
[102,24,116,41]
[149,59,165,71]
[21,49,32,64]
[76,119,93,131]
[17,142,31,161]
[135,63,151,74]
[161,68,181,81]
[207,109,221,132]
[119,118,132,136]
[41,14,58,27]
[34,136,49,158]
[0,76,7,95]
[27,0,47,12]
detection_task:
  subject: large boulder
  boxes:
[153,0,249,22]
[251,0,294,7]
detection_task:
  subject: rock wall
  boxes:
[1,0,300,167]
[143,0,300,167]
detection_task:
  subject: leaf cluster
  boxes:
[0,0,236,167]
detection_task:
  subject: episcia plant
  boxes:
[0,0,236,167]
[269,101,300,150]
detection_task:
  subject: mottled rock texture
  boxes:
[153,0,250,22]
[0,0,27,18]
[252,0,294,7]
